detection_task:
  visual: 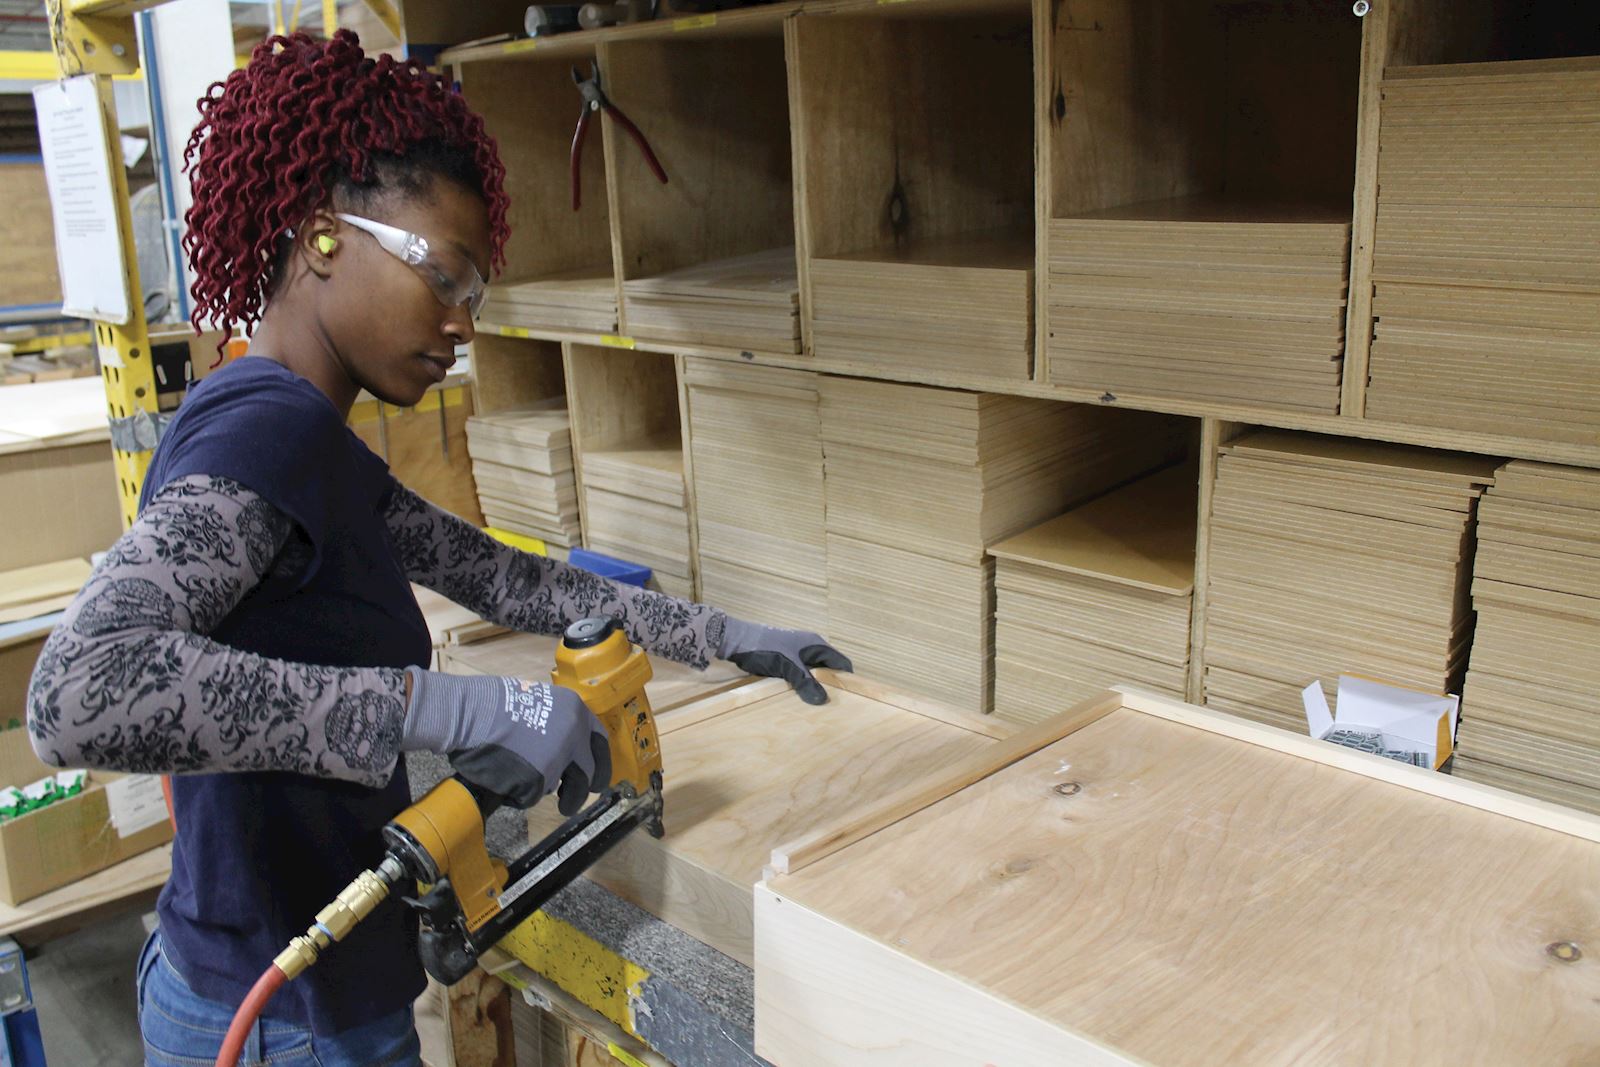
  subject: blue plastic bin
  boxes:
[567,548,653,588]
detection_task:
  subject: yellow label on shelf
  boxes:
[496,325,533,339]
[600,334,637,349]
[506,37,540,53]
[673,13,717,30]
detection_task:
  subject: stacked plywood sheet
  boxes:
[1454,461,1600,814]
[809,234,1034,380]
[581,440,693,599]
[822,378,1185,714]
[988,464,1196,725]
[1046,197,1351,414]
[1368,58,1600,446]
[684,360,827,633]
[464,402,581,546]
[480,269,618,335]
[1202,431,1496,731]
[624,248,800,353]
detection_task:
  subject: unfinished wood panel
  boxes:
[1043,1,1361,411]
[1187,418,1247,702]
[562,344,680,454]
[462,56,619,333]
[1456,461,1600,814]
[603,32,799,352]
[465,403,581,547]
[791,1,1035,376]
[758,693,1600,1066]
[526,672,1000,966]
[821,378,1187,714]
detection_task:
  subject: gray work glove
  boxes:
[717,617,852,706]
[401,668,611,814]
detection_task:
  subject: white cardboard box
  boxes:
[1302,675,1460,770]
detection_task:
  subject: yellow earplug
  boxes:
[316,235,337,255]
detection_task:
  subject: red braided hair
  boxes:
[182,30,510,339]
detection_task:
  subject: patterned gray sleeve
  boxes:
[26,475,408,787]
[384,485,726,669]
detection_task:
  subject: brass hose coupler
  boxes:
[272,855,407,980]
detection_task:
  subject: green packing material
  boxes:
[0,770,85,823]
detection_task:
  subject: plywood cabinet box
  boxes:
[755,687,1600,1066]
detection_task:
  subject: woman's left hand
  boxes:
[717,618,852,705]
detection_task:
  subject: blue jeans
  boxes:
[136,931,422,1067]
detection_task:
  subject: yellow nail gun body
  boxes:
[384,617,665,984]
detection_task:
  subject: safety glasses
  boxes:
[334,212,488,318]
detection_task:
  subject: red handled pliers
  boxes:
[570,61,668,211]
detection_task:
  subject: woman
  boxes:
[26,30,847,1067]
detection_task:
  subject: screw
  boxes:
[1053,782,1081,797]
[1352,1,1370,15]
[112,42,126,57]
[1547,941,1582,963]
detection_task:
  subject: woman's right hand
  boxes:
[401,669,611,813]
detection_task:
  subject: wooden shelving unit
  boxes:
[419,0,1600,819]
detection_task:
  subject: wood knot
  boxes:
[1054,782,1082,797]
[1547,941,1583,963]
[988,857,1036,881]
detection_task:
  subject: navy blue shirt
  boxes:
[143,357,430,1034]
